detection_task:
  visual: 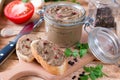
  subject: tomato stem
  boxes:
[22,0,29,3]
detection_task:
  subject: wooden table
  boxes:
[0,1,120,80]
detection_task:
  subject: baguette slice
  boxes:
[16,34,39,62]
[31,39,68,75]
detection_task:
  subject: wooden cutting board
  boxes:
[0,1,120,80]
[0,12,96,80]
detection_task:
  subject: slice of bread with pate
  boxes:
[30,39,68,75]
[16,34,40,62]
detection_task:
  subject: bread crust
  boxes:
[31,40,68,75]
[16,34,39,62]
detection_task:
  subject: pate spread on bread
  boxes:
[16,34,40,62]
[31,39,68,75]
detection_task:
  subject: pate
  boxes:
[36,39,66,66]
[44,2,86,47]
[46,5,82,24]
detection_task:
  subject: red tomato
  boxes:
[4,0,34,24]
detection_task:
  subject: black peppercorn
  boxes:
[68,61,74,66]
[79,74,84,77]
[82,71,85,75]
[79,71,85,76]
[78,77,81,80]
[72,75,76,79]
[73,58,78,62]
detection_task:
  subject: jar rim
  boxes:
[44,2,86,26]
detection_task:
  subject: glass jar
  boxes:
[84,0,120,64]
[44,2,86,48]
[88,0,120,38]
[84,19,120,64]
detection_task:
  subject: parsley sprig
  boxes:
[64,43,106,80]
[80,64,107,80]
[64,42,89,58]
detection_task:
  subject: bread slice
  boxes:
[16,34,40,62]
[31,39,68,75]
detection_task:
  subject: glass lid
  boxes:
[88,27,120,64]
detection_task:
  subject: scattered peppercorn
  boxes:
[82,71,85,75]
[78,77,81,80]
[68,60,74,66]
[72,75,76,79]
[79,74,84,77]
[73,58,78,62]
[79,71,85,76]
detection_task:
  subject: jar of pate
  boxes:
[44,2,86,48]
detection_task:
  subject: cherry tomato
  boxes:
[4,0,34,24]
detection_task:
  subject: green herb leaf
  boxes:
[79,49,87,58]
[22,0,29,3]
[64,42,88,58]
[75,42,89,49]
[71,0,76,3]
[75,42,81,49]
[81,43,89,49]
[45,0,49,2]
[95,64,102,68]
[76,2,80,4]
[89,72,96,80]
[93,65,104,78]
[84,66,91,72]
[80,75,89,80]
[72,50,79,57]
[83,64,106,80]
[64,48,72,57]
